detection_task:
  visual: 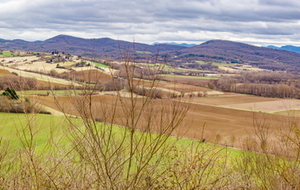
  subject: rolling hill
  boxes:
[172,40,300,71]
[0,35,185,59]
[2,35,300,71]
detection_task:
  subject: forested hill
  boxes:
[0,35,185,58]
[2,35,300,71]
[171,40,300,71]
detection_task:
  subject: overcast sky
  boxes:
[1,0,300,46]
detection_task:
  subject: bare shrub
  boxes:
[0,76,37,90]
[132,86,164,98]
[48,50,192,189]
[49,69,58,77]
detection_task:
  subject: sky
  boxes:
[1,0,300,46]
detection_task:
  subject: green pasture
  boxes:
[91,61,110,68]
[0,112,243,159]
[0,112,296,188]
[0,51,16,57]
[0,111,265,189]
[0,113,68,150]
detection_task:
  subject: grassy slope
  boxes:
[0,113,68,150]
[0,112,242,157]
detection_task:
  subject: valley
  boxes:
[1,39,300,189]
[0,48,299,149]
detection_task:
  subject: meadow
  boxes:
[90,61,110,68]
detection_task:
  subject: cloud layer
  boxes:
[0,0,300,46]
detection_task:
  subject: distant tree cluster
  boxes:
[184,62,218,70]
[214,72,300,98]
[94,79,125,91]
[51,50,59,55]
[131,86,164,99]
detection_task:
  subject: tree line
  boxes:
[212,72,300,98]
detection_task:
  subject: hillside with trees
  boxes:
[172,40,300,71]
[2,35,300,72]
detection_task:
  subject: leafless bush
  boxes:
[0,76,37,90]
[47,49,193,189]
[0,96,48,114]
[131,86,164,98]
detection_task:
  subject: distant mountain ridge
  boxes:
[170,40,300,71]
[267,45,300,54]
[0,34,186,58]
[1,35,300,71]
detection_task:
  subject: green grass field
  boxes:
[0,112,242,157]
[0,112,289,189]
[91,61,110,68]
[0,113,67,149]
[0,51,16,57]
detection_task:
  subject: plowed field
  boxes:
[32,94,296,149]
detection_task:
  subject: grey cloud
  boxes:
[0,0,300,46]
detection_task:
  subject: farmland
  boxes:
[1,50,300,188]
[159,74,218,80]
[0,52,299,148]
[31,93,296,149]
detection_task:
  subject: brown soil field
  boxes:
[160,76,211,86]
[36,80,71,89]
[223,99,300,112]
[32,94,296,149]
[181,94,280,106]
[155,81,210,92]
[59,69,112,83]
[181,95,300,113]
[134,79,211,93]
[0,69,13,76]
[274,110,300,117]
